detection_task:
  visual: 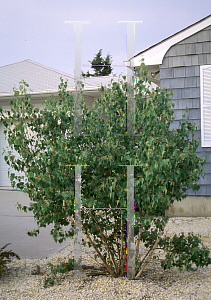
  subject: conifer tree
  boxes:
[82,49,113,77]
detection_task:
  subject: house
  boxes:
[126,14,211,217]
[0,59,119,186]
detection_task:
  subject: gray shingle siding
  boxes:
[176,44,186,56]
[191,55,199,65]
[188,98,200,109]
[166,46,176,57]
[202,42,211,53]
[181,87,200,98]
[184,77,197,88]
[160,26,211,196]
[197,30,210,42]
[183,55,192,66]
[197,151,211,161]
[172,99,187,109]
[174,67,186,77]
[195,186,207,195]
[160,68,174,78]
[207,54,211,64]
[185,44,196,55]
[206,186,211,194]
[195,66,200,76]
[193,130,201,141]
[198,54,207,64]
[185,188,196,195]
[196,43,203,54]
[198,174,211,185]
[185,66,195,77]
[204,162,211,171]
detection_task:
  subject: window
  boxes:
[200,65,211,147]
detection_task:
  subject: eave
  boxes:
[125,14,211,85]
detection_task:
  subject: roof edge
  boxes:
[127,14,211,67]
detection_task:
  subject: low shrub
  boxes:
[0,243,20,277]
[43,257,75,288]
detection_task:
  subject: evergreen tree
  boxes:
[82,49,113,77]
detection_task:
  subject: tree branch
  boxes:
[82,223,118,278]
[90,211,119,275]
[135,227,143,260]
[120,212,125,276]
[135,221,166,278]
[63,200,75,226]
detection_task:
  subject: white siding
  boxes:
[0,123,25,187]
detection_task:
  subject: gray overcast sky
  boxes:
[0,0,211,77]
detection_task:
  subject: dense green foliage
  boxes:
[0,63,210,280]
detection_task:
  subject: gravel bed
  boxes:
[0,217,211,299]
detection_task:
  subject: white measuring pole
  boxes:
[119,21,143,279]
[65,20,142,280]
[65,21,90,278]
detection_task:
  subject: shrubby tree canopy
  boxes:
[0,63,210,278]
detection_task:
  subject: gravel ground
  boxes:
[0,217,211,300]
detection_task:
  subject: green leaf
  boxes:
[180,152,189,159]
